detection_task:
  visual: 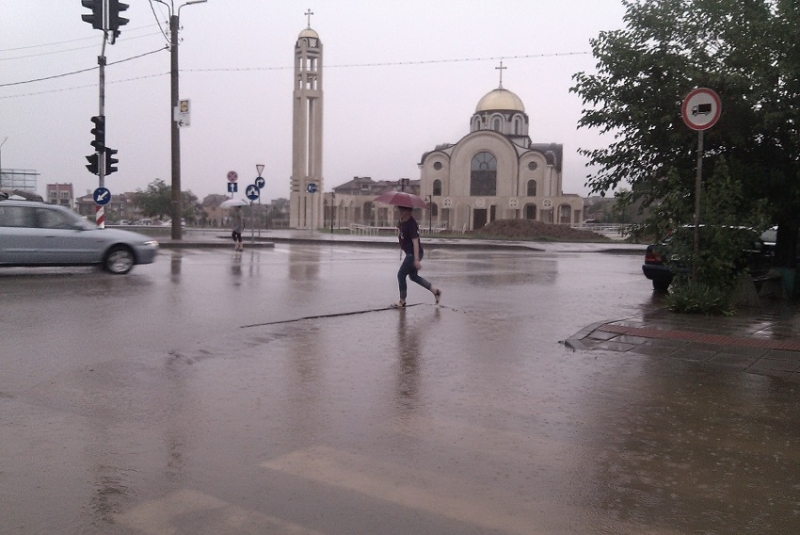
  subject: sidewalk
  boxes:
[158,228,646,254]
[565,305,800,383]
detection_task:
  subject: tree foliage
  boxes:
[572,0,800,275]
[131,178,199,222]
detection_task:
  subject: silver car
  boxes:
[0,199,158,274]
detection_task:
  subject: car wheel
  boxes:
[104,245,135,274]
[652,280,670,292]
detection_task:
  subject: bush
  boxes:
[665,278,735,316]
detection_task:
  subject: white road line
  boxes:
[116,489,326,535]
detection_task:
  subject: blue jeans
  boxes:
[398,252,431,300]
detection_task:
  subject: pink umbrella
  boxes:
[373,190,428,209]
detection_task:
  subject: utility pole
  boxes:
[169,12,181,240]
[156,0,207,240]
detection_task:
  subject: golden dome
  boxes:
[475,88,525,112]
[298,27,319,39]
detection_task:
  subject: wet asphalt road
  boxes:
[0,245,798,535]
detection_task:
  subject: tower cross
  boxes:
[305,8,314,28]
[496,60,507,88]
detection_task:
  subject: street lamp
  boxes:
[330,192,335,233]
[155,0,207,240]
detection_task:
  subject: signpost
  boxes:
[227,170,238,197]
[681,88,721,260]
[246,184,259,243]
[254,169,265,238]
[93,186,111,227]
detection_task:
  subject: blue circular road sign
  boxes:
[255,176,266,189]
[93,187,111,205]
[245,184,260,201]
[306,183,318,194]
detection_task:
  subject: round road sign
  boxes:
[255,176,266,189]
[306,183,318,194]
[681,88,721,131]
[93,187,111,205]
[245,185,260,201]
[227,170,238,183]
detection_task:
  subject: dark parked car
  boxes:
[642,226,772,291]
[0,199,159,274]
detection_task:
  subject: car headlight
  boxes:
[144,240,159,247]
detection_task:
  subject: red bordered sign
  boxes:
[681,88,722,131]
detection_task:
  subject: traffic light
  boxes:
[105,147,119,175]
[86,153,99,175]
[108,0,129,34]
[90,115,105,153]
[81,0,103,30]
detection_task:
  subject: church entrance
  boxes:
[473,209,488,230]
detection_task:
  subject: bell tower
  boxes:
[290,9,324,229]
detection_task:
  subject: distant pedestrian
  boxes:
[231,205,244,251]
[393,205,441,307]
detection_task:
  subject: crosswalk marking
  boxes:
[262,445,544,535]
[116,489,326,535]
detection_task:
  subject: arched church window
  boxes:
[472,117,481,131]
[514,117,521,135]
[525,204,537,220]
[470,152,497,196]
[433,180,442,196]
[492,117,501,132]
[527,180,537,196]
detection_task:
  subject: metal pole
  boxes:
[428,195,432,233]
[96,34,107,228]
[692,129,704,267]
[250,202,255,244]
[169,13,182,240]
[0,137,7,188]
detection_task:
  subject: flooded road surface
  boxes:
[1,245,798,534]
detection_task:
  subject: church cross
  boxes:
[305,8,314,28]
[496,61,507,88]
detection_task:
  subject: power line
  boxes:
[0,50,590,96]
[0,72,169,100]
[184,51,591,73]
[0,32,165,62]
[0,25,161,53]
[0,47,168,88]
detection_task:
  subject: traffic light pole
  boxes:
[96,35,107,228]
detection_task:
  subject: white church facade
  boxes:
[418,79,584,231]
[289,14,583,231]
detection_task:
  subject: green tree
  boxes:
[131,179,172,220]
[131,179,199,224]
[572,0,800,295]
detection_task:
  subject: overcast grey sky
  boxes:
[1,0,626,204]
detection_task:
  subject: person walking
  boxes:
[231,205,244,251]
[393,205,441,307]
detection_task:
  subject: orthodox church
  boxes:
[289,13,583,231]
[418,65,585,231]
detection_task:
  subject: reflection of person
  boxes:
[393,206,441,307]
[231,205,244,251]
